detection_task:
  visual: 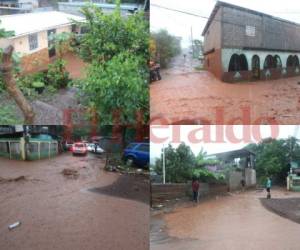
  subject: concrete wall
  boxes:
[222,5,300,51]
[0,25,72,73]
[221,48,300,82]
[228,169,256,191]
[245,168,256,187]
[228,171,243,191]
[204,49,223,79]
[151,182,228,205]
[222,48,300,71]
[12,25,71,55]
[203,7,222,53]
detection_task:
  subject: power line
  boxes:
[150,3,300,37]
[151,3,209,19]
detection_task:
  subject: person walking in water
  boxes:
[266,177,272,199]
[192,178,200,203]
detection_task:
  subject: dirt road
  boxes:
[151,189,300,250]
[0,153,149,250]
[151,55,300,125]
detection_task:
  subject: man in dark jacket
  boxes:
[192,178,200,203]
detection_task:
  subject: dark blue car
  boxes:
[123,143,149,168]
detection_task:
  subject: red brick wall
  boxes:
[204,49,223,79]
[20,48,50,74]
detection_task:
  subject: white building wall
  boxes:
[222,48,300,72]
[0,24,72,56]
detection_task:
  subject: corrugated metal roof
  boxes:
[0,11,85,38]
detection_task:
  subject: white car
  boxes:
[87,143,104,154]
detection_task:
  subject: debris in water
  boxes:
[0,176,26,184]
[8,221,21,230]
[61,169,79,178]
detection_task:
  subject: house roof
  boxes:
[202,1,300,36]
[0,11,85,38]
[208,148,255,161]
[58,2,141,11]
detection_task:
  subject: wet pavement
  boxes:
[151,189,300,250]
[0,153,149,250]
[150,54,300,125]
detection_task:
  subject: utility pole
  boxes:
[162,144,166,184]
[191,26,194,58]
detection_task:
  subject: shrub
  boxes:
[31,81,45,88]
[192,168,226,184]
[47,59,70,89]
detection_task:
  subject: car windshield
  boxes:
[75,144,84,147]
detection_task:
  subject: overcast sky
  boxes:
[150,125,300,163]
[150,0,300,47]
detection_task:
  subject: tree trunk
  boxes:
[1,46,35,124]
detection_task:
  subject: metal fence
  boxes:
[0,138,58,160]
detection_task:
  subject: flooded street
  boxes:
[0,153,149,250]
[150,54,300,124]
[151,189,300,250]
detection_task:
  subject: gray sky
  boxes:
[151,0,300,47]
[150,125,300,163]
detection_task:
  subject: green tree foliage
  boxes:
[84,52,148,123]
[246,137,300,184]
[151,29,181,68]
[76,2,149,124]
[0,21,14,38]
[154,143,196,183]
[78,3,148,63]
[47,59,70,89]
[106,0,145,4]
[49,32,73,59]
[191,39,203,58]
[154,143,224,183]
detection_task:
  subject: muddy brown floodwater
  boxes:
[151,189,300,250]
[0,153,149,250]
[150,70,300,125]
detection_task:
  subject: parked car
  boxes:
[123,143,149,168]
[87,143,105,154]
[64,141,74,151]
[72,142,88,156]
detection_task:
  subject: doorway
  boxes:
[47,29,56,58]
[252,55,260,80]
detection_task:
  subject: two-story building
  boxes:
[202,1,300,82]
[0,11,84,73]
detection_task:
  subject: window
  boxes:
[28,33,38,50]
[246,25,256,37]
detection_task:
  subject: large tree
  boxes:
[77,2,149,125]
[246,137,300,184]
[155,143,196,183]
[151,29,181,68]
[0,23,35,124]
